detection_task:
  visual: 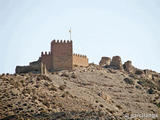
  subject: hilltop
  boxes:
[0,63,160,119]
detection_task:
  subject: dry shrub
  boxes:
[71,73,77,79]
[49,85,57,91]
[59,85,66,91]
[124,78,134,85]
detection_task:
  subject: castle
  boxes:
[16,40,89,73]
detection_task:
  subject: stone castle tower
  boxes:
[41,40,73,71]
[16,40,88,73]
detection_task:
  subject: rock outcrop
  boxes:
[144,69,160,80]
[110,56,123,70]
[99,57,111,66]
[123,60,135,73]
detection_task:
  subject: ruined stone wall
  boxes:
[15,65,40,74]
[51,40,73,71]
[41,52,52,71]
[29,59,41,70]
[73,54,88,67]
[99,57,111,66]
[16,59,41,74]
[110,56,123,70]
[123,60,135,73]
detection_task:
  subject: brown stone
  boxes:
[15,40,89,73]
[110,56,123,70]
[51,40,73,71]
[41,62,48,75]
[123,60,135,73]
[73,54,88,67]
[143,69,160,80]
[99,57,111,66]
[15,65,40,74]
[135,69,144,75]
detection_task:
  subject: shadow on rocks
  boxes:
[1,111,118,120]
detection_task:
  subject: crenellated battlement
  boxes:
[51,39,72,44]
[41,51,52,71]
[41,51,51,56]
[15,39,89,73]
[73,53,88,67]
[51,39,73,71]
[73,53,87,58]
[41,40,88,70]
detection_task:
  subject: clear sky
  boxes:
[0,0,160,74]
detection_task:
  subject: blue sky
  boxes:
[0,0,160,73]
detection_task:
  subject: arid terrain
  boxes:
[0,64,160,120]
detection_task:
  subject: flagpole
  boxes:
[69,27,71,40]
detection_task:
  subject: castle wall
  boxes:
[51,40,73,71]
[73,54,88,67]
[41,52,52,71]
[15,65,40,74]
[15,40,89,73]
[29,59,41,70]
[99,57,111,66]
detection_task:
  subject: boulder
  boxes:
[110,56,123,70]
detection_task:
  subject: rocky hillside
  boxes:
[0,64,160,119]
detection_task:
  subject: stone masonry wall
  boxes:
[41,52,52,71]
[73,54,88,67]
[99,57,111,66]
[110,56,123,70]
[15,40,89,73]
[51,40,73,71]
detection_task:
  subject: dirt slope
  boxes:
[0,65,159,119]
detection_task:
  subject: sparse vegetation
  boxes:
[147,88,155,94]
[34,84,40,88]
[44,82,49,87]
[42,99,50,108]
[1,73,5,76]
[49,85,57,91]
[135,69,144,75]
[59,85,66,91]
[99,104,103,108]
[61,91,70,98]
[135,85,141,89]
[124,78,134,85]
[116,105,122,109]
[95,100,99,103]
[156,102,160,108]
[129,74,137,79]
[0,64,159,119]
[71,73,77,78]
[137,78,156,89]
